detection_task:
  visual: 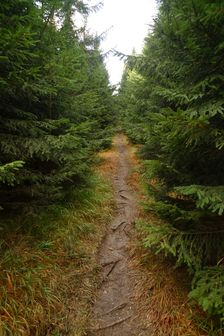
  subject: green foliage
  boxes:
[118,0,224,325]
[141,220,224,271]
[0,161,24,186]
[190,267,224,318]
[175,185,224,215]
[0,0,115,208]
[0,173,114,335]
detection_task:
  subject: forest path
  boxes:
[89,133,150,336]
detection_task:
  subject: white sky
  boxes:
[87,0,158,86]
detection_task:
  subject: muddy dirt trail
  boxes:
[90,134,150,336]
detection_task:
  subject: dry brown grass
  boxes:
[0,135,211,335]
[127,140,207,336]
[131,246,207,336]
[96,140,119,179]
[0,153,115,336]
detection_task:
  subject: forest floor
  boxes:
[0,133,207,336]
[88,132,206,336]
[89,133,151,335]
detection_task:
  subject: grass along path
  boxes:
[0,134,208,335]
[89,133,208,336]
[125,138,209,336]
[0,173,114,335]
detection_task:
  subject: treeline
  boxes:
[118,0,224,327]
[0,0,115,209]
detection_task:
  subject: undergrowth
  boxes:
[0,174,114,336]
[136,162,223,336]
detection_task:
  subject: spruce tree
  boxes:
[118,0,224,323]
[0,0,114,208]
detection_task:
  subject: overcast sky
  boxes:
[87,0,158,85]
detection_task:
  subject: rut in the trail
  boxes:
[90,134,149,336]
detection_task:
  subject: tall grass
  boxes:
[0,174,114,335]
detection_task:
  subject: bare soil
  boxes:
[89,133,151,336]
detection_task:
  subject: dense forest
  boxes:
[1,0,224,334]
[0,1,115,334]
[118,0,224,329]
[0,0,115,209]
